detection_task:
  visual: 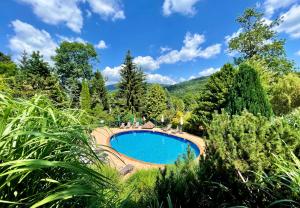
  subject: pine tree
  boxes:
[145,84,167,119]
[226,64,273,117]
[118,50,146,113]
[19,50,30,72]
[80,79,91,112]
[28,51,50,77]
[91,70,109,110]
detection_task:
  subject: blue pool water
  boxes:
[110,131,200,164]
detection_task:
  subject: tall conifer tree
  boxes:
[118,51,146,113]
[80,79,91,112]
[226,64,273,117]
[91,70,109,110]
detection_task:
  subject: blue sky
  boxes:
[0,0,299,85]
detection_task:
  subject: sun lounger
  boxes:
[162,124,172,132]
[119,164,134,175]
[125,122,131,129]
[120,123,125,129]
[171,126,179,134]
[133,122,140,129]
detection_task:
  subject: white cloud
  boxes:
[95,40,108,49]
[102,65,122,85]
[188,75,196,80]
[146,73,176,85]
[87,0,125,21]
[133,56,159,70]
[296,50,300,56]
[9,20,57,63]
[160,46,172,53]
[276,4,300,38]
[102,65,176,85]
[178,77,186,82]
[158,32,221,64]
[130,33,221,71]
[198,67,220,77]
[57,35,87,43]
[163,0,200,16]
[225,28,243,45]
[18,0,83,33]
[197,44,222,58]
[264,0,296,17]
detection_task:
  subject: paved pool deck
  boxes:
[91,127,206,170]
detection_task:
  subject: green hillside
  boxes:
[165,76,208,96]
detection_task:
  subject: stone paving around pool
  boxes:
[91,127,206,171]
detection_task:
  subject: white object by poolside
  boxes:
[172,126,179,134]
[180,116,183,125]
[162,124,172,132]
[125,122,131,129]
[120,123,125,129]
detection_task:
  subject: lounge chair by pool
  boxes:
[119,164,134,175]
[134,122,140,129]
[120,123,125,129]
[162,124,172,132]
[125,122,131,129]
[171,126,179,134]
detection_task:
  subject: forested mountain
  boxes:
[165,76,208,96]
[107,76,209,96]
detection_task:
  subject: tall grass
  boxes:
[267,153,300,207]
[0,93,116,207]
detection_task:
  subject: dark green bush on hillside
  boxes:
[226,64,273,118]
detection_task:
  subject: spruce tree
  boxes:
[80,80,91,112]
[27,51,50,77]
[118,50,146,113]
[91,70,109,110]
[226,64,273,117]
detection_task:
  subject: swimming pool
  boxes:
[110,130,200,164]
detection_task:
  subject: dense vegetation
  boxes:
[0,7,300,208]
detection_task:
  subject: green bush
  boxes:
[152,110,300,207]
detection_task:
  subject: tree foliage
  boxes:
[80,79,91,112]
[154,110,300,207]
[118,51,146,113]
[270,73,300,115]
[52,42,97,105]
[229,8,293,74]
[144,84,167,119]
[91,70,109,110]
[226,64,273,117]
[187,64,236,132]
[171,96,185,112]
[0,52,17,77]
